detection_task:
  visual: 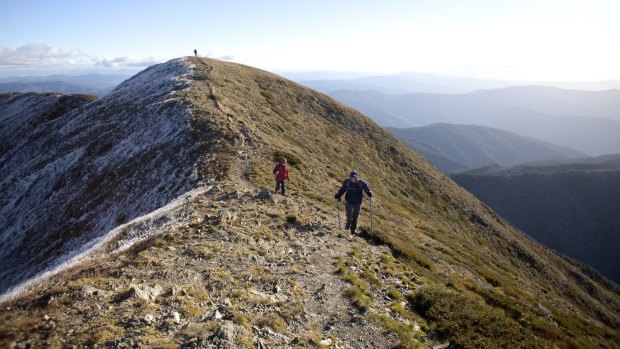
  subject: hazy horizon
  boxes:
[3,65,620,87]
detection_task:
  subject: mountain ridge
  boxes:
[296,72,620,95]
[1,57,618,348]
[388,123,585,173]
[0,74,131,97]
[329,88,620,155]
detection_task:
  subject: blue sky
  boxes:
[1,0,619,80]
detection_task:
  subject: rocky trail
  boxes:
[2,172,435,348]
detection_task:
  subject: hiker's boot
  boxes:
[350,224,356,234]
[345,218,351,230]
[281,188,285,196]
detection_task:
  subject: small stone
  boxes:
[172,311,181,324]
[94,304,102,311]
[144,314,156,324]
[81,285,101,297]
[319,338,333,346]
[124,284,164,302]
[206,186,221,195]
[211,309,223,320]
[43,315,51,321]
[223,298,232,306]
[215,321,236,342]
[256,189,274,201]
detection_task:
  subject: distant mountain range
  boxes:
[0,74,130,97]
[388,123,585,173]
[295,72,620,95]
[327,86,620,156]
[451,154,620,284]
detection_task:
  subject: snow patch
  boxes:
[0,57,206,295]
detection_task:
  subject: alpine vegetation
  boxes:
[0,57,617,348]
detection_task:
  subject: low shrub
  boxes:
[408,287,547,348]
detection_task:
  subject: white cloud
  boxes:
[0,44,168,70]
[0,43,91,67]
[95,55,166,68]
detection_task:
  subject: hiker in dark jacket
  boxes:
[335,171,372,233]
[273,158,290,195]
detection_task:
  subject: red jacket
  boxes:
[273,163,289,181]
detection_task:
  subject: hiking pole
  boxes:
[337,200,341,230]
[369,198,373,234]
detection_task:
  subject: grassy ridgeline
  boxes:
[183,57,619,348]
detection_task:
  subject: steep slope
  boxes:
[0,58,618,348]
[0,59,234,295]
[0,92,97,158]
[451,156,620,283]
[388,136,470,173]
[388,123,584,173]
[329,88,620,155]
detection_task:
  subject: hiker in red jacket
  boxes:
[273,158,290,195]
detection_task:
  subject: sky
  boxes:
[1,0,619,81]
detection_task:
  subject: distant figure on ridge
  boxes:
[194,49,198,57]
[273,158,290,195]
[335,171,372,234]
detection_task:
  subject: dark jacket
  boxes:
[336,179,372,204]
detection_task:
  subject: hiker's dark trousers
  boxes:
[345,201,361,229]
[275,180,286,195]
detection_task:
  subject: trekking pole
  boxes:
[370,198,373,235]
[337,200,341,230]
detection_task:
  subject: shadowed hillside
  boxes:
[0,58,618,348]
[452,156,620,284]
[388,123,584,173]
